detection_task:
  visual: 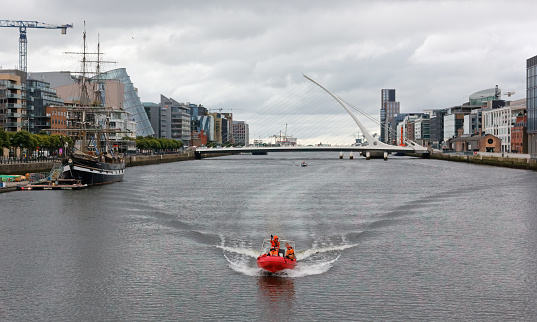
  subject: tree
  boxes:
[135,136,151,152]
[134,136,184,153]
[0,128,9,149]
[35,134,49,154]
[0,129,9,156]
[49,135,61,151]
[148,137,161,151]
[11,131,36,153]
[206,141,218,148]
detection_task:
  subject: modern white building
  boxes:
[397,113,422,144]
[482,99,526,152]
[413,114,430,146]
[463,113,479,136]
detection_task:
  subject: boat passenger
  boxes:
[285,243,295,260]
[271,235,280,251]
[269,248,279,256]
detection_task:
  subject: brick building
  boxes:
[448,134,501,153]
[511,115,528,153]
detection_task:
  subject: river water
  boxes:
[1,152,537,321]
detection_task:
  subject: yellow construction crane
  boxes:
[0,20,73,73]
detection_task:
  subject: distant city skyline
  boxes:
[2,0,536,140]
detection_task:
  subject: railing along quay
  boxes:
[0,156,62,164]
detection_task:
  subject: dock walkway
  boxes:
[0,181,29,193]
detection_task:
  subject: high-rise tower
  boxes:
[380,89,400,144]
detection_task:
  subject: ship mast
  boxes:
[78,22,90,152]
[79,22,90,107]
[63,24,121,156]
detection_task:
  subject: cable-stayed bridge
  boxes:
[197,74,429,160]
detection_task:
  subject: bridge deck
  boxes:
[196,145,429,154]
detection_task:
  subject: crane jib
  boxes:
[0,20,73,73]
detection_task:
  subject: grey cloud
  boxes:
[2,0,535,140]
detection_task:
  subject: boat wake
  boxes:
[218,238,356,277]
[296,244,357,260]
[216,245,263,259]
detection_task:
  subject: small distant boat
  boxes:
[256,238,297,273]
[301,161,307,167]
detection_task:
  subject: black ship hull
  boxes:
[62,155,125,185]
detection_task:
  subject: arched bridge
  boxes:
[196,74,429,160]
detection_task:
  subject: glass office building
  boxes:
[99,68,154,137]
[527,55,537,156]
[27,78,64,134]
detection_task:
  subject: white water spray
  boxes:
[297,243,357,260]
[218,240,356,277]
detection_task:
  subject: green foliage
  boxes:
[0,128,9,149]
[49,135,62,150]
[206,141,218,148]
[135,136,184,152]
[0,131,73,156]
[11,131,35,151]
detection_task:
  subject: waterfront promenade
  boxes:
[0,151,196,193]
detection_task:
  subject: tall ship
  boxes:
[59,27,127,185]
[61,107,126,185]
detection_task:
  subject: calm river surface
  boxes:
[2,152,537,321]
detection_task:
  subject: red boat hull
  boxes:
[257,254,297,273]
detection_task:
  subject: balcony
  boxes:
[6,113,23,118]
[6,93,22,99]
[6,84,22,90]
[5,122,22,128]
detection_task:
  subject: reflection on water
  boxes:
[257,276,295,317]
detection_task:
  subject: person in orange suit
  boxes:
[271,235,280,251]
[285,243,295,260]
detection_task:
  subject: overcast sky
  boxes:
[2,0,536,143]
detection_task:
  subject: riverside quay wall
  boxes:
[124,152,195,166]
[428,152,537,171]
[0,152,196,175]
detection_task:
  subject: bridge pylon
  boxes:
[302,73,428,158]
